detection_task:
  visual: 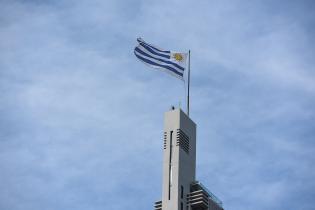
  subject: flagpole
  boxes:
[187,50,191,117]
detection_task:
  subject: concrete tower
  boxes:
[154,108,223,210]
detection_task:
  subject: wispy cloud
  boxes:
[0,0,314,210]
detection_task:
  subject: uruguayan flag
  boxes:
[134,38,187,80]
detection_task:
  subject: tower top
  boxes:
[164,108,196,128]
[155,108,224,210]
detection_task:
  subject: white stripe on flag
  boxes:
[135,46,184,73]
[134,50,184,77]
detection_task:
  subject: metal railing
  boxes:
[191,181,223,208]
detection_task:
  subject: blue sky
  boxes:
[1,0,315,210]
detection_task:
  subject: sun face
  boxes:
[173,53,183,61]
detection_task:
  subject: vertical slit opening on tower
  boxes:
[168,130,173,200]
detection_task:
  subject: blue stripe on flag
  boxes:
[137,38,171,54]
[139,43,170,59]
[136,45,168,61]
[134,52,183,77]
[135,47,184,71]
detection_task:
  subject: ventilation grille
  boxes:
[163,132,167,149]
[176,129,189,153]
[154,200,162,210]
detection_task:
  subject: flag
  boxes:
[134,38,187,80]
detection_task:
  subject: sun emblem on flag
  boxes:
[173,53,183,61]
